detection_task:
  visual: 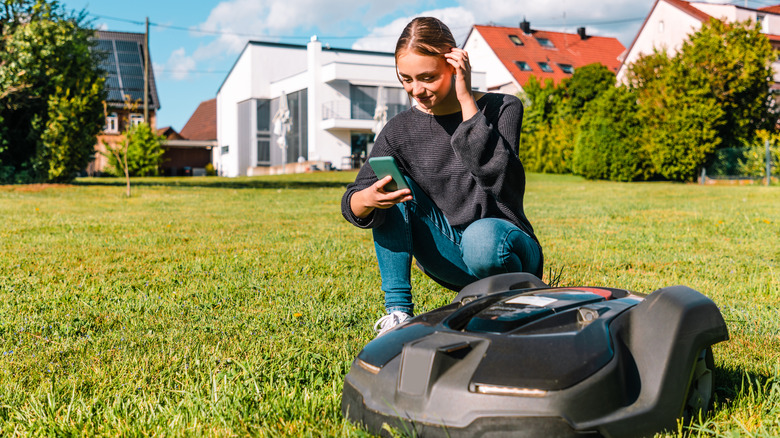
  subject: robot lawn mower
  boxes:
[342,273,728,437]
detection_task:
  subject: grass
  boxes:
[0,171,778,436]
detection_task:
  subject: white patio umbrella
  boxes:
[372,86,388,136]
[272,90,292,172]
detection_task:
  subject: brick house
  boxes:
[87,30,160,175]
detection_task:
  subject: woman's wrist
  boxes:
[350,189,374,218]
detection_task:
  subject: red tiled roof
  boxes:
[473,25,625,87]
[180,98,216,141]
[759,5,780,13]
[664,0,711,22]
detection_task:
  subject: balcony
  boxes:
[321,100,407,132]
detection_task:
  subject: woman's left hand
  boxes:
[444,48,478,120]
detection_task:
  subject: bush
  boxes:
[105,123,165,177]
[738,130,780,178]
[519,65,616,175]
[574,86,650,181]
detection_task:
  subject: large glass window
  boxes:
[257,99,271,165]
[384,87,408,119]
[350,85,377,120]
[285,89,308,163]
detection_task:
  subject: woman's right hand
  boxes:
[350,176,413,218]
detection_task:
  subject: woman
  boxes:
[341,17,543,336]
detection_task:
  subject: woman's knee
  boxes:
[461,219,536,278]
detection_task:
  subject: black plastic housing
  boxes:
[342,273,728,438]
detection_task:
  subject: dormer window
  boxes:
[537,62,554,73]
[536,37,555,48]
[558,64,574,74]
[508,35,523,46]
[104,112,119,134]
[515,61,533,71]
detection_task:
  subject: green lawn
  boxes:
[0,172,778,436]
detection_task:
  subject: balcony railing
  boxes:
[321,101,408,121]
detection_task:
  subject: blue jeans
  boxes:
[372,178,542,314]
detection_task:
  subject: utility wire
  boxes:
[89,12,646,43]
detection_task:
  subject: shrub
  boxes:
[105,123,165,177]
[574,86,650,181]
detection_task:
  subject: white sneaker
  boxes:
[373,311,412,337]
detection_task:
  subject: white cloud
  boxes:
[351,7,476,53]
[161,0,663,83]
[164,47,198,80]
[457,0,656,45]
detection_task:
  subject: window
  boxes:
[221,145,229,155]
[383,87,409,119]
[536,37,555,48]
[514,61,533,71]
[105,112,119,133]
[758,14,768,33]
[129,113,144,127]
[558,63,574,74]
[658,20,665,33]
[257,139,270,164]
[256,99,271,165]
[350,85,377,120]
[508,35,523,46]
[284,89,308,164]
[537,62,554,73]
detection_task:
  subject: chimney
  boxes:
[520,18,531,34]
[577,27,588,40]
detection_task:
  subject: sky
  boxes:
[58,0,773,131]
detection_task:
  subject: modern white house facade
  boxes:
[215,38,487,176]
[616,0,780,84]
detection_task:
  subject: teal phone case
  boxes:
[368,156,409,192]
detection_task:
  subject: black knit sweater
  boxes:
[341,92,542,271]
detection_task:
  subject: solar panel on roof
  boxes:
[93,35,156,107]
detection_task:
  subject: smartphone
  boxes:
[368,156,409,192]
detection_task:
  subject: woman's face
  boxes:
[396,50,457,114]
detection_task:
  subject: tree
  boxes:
[107,122,165,178]
[519,65,617,174]
[0,0,105,183]
[573,86,651,181]
[626,19,775,181]
[102,104,165,197]
[560,63,616,118]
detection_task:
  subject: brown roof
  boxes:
[759,5,780,13]
[158,126,185,140]
[180,98,216,141]
[473,25,625,87]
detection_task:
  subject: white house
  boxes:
[215,38,487,176]
[616,0,780,84]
